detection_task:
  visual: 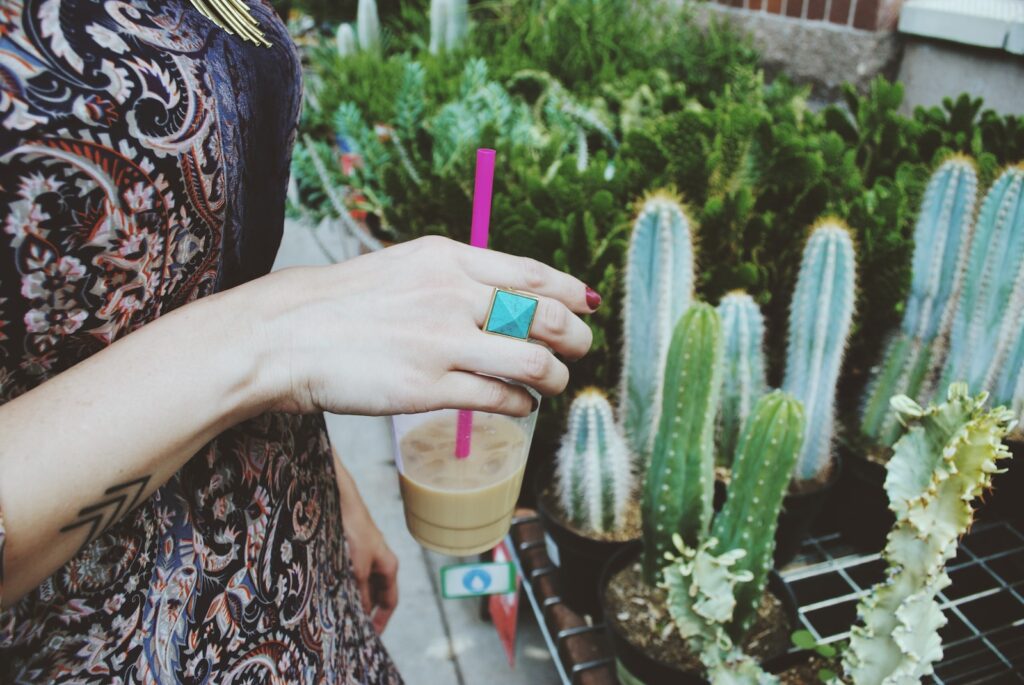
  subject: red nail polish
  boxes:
[585,286,602,311]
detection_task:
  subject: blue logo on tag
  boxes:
[462,568,492,593]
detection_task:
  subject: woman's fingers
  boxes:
[453,333,569,397]
[470,284,592,361]
[434,372,536,416]
[370,550,399,634]
[455,246,599,315]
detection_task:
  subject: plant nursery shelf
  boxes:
[508,514,1024,684]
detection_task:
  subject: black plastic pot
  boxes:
[836,450,893,552]
[599,541,798,684]
[535,475,640,618]
[774,453,844,567]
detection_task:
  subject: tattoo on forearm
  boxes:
[60,476,151,545]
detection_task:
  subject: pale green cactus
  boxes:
[717,292,768,465]
[860,156,978,446]
[620,192,696,469]
[357,0,381,55]
[841,383,1014,684]
[555,388,634,534]
[429,0,468,54]
[336,23,358,56]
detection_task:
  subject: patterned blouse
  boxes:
[0,1,401,682]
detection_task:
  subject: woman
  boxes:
[0,1,596,682]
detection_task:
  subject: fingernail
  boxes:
[530,396,539,413]
[585,286,602,311]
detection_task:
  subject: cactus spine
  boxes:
[842,384,1014,684]
[641,303,722,584]
[782,220,857,483]
[942,165,1024,395]
[555,389,634,534]
[620,193,695,469]
[711,391,805,640]
[717,292,768,465]
[429,0,468,54]
[357,0,381,55]
[861,157,978,445]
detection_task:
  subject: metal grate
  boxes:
[780,520,1024,683]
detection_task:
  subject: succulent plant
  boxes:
[429,0,468,54]
[356,0,381,55]
[941,165,1024,398]
[620,192,696,470]
[336,23,358,56]
[641,303,721,584]
[555,388,634,534]
[717,291,768,465]
[782,220,857,484]
[842,384,1014,684]
[860,156,978,446]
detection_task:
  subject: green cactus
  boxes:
[783,220,857,483]
[620,192,696,470]
[336,23,358,56]
[555,388,634,534]
[711,391,805,641]
[717,291,768,465]
[860,156,978,446]
[356,0,381,55]
[641,303,721,584]
[429,0,468,54]
[942,165,1024,396]
[842,383,1014,684]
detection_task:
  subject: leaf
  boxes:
[791,630,817,650]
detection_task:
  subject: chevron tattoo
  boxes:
[59,475,151,546]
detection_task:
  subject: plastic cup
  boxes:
[392,391,540,556]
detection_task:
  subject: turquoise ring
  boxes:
[483,289,539,340]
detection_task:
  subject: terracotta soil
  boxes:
[604,560,792,674]
[539,486,642,543]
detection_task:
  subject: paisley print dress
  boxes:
[0,1,402,682]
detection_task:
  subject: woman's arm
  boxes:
[0,236,596,607]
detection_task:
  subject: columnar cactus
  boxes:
[429,0,468,54]
[942,165,1024,395]
[620,192,695,469]
[555,389,634,534]
[336,23,358,56]
[782,220,857,483]
[717,292,768,465]
[711,391,805,640]
[641,303,721,584]
[842,384,1014,684]
[861,157,978,445]
[357,0,381,55]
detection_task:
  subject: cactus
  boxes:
[711,391,805,641]
[357,0,381,55]
[860,157,978,446]
[641,303,721,584]
[717,292,768,465]
[555,389,634,534]
[782,220,857,483]
[429,0,468,54]
[620,192,696,469]
[842,384,1014,684]
[942,165,1024,396]
[336,23,358,56]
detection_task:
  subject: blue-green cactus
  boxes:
[942,165,1024,396]
[842,384,1014,684]
[429,0,468,54]
[336,23,358,56]
[861,157,978,445]
[620,192,695,469]
[717,292,768,465]
[783,220,857,483]
[357,0,381,55]
[555,388,634,534]
[641,303,721,584]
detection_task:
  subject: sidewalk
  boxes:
[272,220,559,685]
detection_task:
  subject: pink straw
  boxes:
[456,149,496,459]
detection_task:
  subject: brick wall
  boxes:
[713,0,904,31]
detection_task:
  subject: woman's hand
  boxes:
[253,236,598,417]
[333,453,398,634]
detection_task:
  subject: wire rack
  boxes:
[780,520,1024,684]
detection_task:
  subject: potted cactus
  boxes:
[775,384,1015,684]
[848,159,1024,549]
[537,192,693,615]
[536,388,639,616]
[600,304,805,683]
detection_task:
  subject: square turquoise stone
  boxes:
[485,290,538,339]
